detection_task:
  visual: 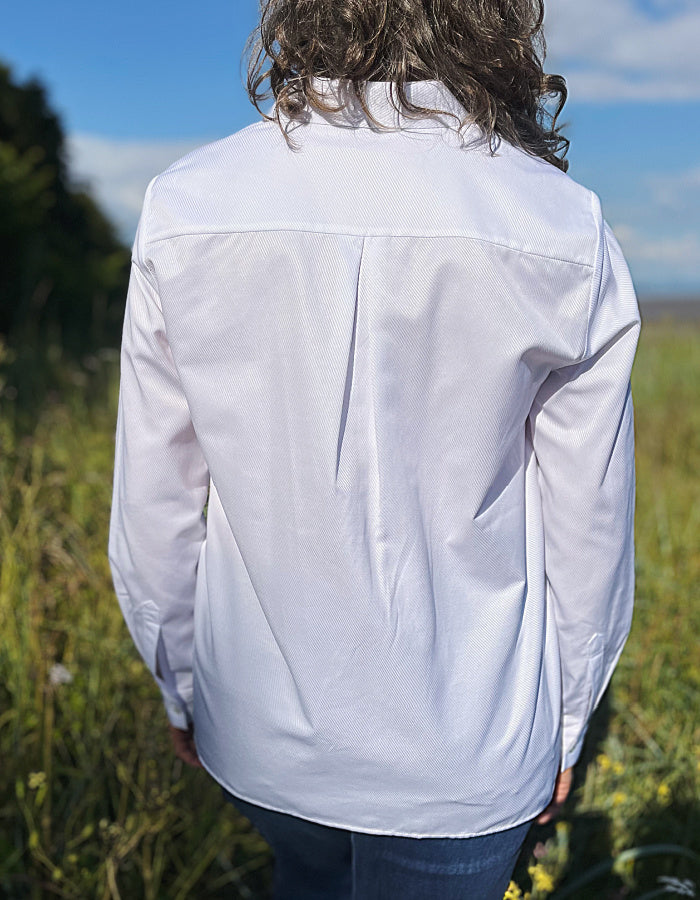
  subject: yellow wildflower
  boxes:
[596,753,611,772]
[612,791,627,807]
[528,864,555,894]
[504,881,523,900]
[657,783,671,805]
[612,761,624,775]
[27,771,46,790]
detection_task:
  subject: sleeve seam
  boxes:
[131,176,160,292]
[582,190,606,364]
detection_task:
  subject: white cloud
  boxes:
[647,165,700,208]
[612,223,700,278]
[66,133,206,242]
[544,0,700,101]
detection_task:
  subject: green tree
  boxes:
[0,62,129,358]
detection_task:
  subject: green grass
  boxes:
[0,320,698,899]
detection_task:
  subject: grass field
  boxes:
[0,319,698,899]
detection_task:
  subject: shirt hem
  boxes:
[197,749,543,840]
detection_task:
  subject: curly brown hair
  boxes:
[244,0,569,172]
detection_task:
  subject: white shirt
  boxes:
[108,77,641,838]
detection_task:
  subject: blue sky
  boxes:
[3,0,700,297]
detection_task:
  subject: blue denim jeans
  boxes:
[222,788,531,899]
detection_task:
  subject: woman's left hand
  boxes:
[168,723,203,768]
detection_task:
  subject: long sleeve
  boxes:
[528,206,641,771]
[108,182,210,730]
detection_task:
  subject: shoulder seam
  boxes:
[143,227,594,269]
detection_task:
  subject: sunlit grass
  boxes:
[0,320,698,898]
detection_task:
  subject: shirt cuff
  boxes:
[162,690,193,731]
[561,716,587,771]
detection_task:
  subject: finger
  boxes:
[184,741,204,768]
[554,769,573,804]
[535,768,573,824]
[169,726,204,768]
[536,805,553,824]
[174,742,202,768]
[535,800,561,825]
[180,748,203,768]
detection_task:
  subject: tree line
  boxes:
[0,61,129,362]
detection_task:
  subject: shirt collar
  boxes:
[272,77,470,133]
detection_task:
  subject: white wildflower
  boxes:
[49,663,73,686]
